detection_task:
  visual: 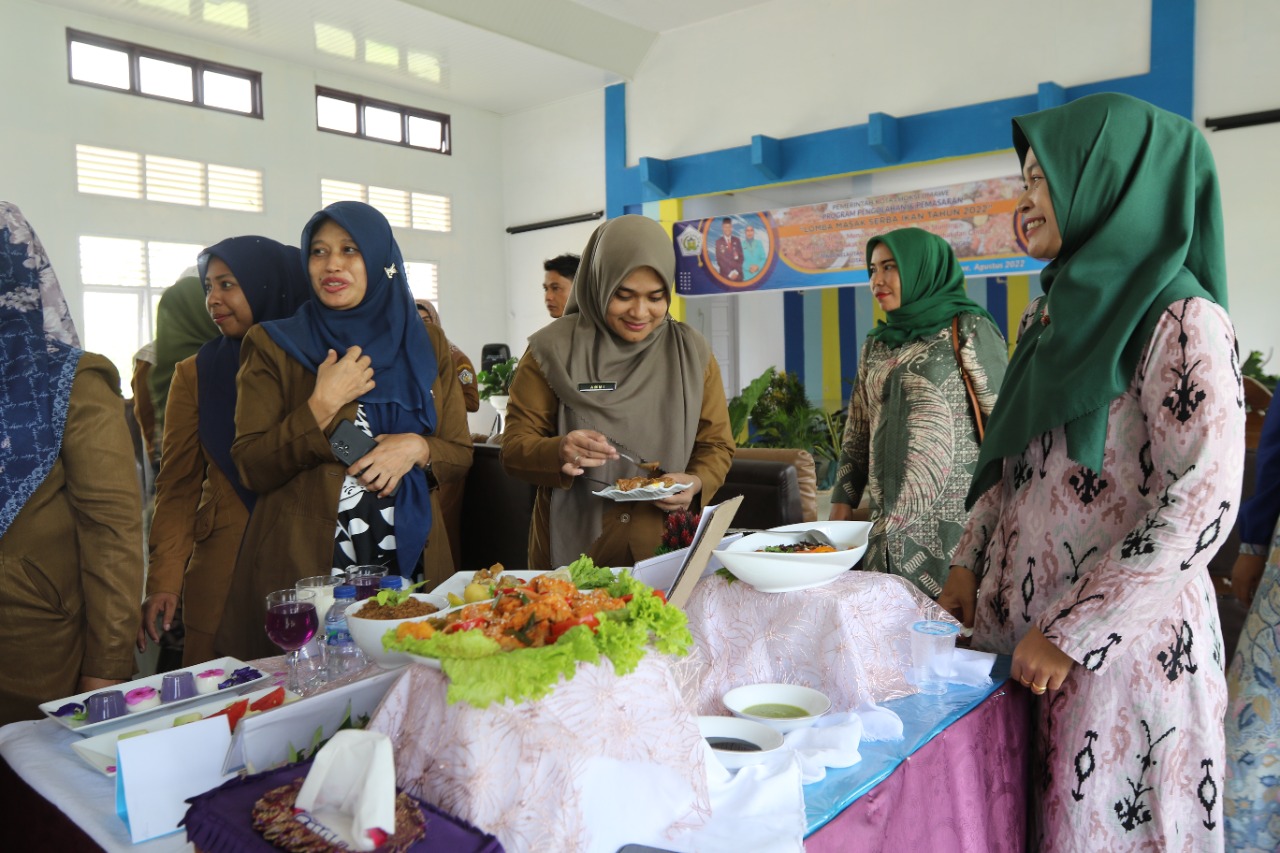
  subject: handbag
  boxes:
[951,316,985,443]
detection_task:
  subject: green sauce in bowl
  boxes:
[742,702,809,719]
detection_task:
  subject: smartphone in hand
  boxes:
[329,419,399,497]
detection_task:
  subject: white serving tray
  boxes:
[40,656,269,737]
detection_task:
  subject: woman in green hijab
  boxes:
[938,93,1239,850]
[148,271,219,456]
[829,227,1008,598]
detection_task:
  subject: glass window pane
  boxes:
[139,55,194,101]
[363,105,402,142]
[83,290,144,382]
[367,186,410,228]
[145,155,205,206]
[203,0,250,29]
[202,69,253,112]
[76,145,143,199]
[320,179,365,208]
[411,193,452,232]
[407,115,442,150]
[317,95,357,133]
[70,41,131,89]
[208,164,263,211]
[403,261,438,303]
[80,236,146,286]
[148,242,203,289]
[364,39,399,69]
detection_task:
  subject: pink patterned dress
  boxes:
[954,297,1242,852]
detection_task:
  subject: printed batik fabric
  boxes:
[954,297,1242,852]
[1225,515,1280,852]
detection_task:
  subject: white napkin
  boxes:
[905,647,996,689]
[783,712,863,784]
[293,729,396,851]
[853,699,904,742]
[681,743,805,852]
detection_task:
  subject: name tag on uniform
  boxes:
[578,381,617,392]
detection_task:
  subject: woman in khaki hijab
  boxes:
[502,215,734,570]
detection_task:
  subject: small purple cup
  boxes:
[160,672,196,703]
[85,690,126,724]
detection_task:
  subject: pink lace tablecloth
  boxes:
[367,655,710,852]
[676,571,948,714]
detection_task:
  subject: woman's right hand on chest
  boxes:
[309,346,375,430]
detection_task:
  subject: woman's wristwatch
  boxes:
[1239,542,1268,556]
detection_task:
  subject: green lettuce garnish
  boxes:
[566,554,616,589]
[382,570,691,708]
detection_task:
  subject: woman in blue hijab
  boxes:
[0,202,143,723]
[214,202,472,660]
[138,236,310,666]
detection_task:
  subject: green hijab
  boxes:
[149,272,219,434]
[967,93,1227,507]
[864,227,995,347]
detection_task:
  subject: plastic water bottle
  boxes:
[324,584,365,678]
[379,575,405,592]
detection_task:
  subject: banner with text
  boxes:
[674,176,1046,296]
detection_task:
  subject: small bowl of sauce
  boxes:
[724,683,832,733]
[696,716,785,769]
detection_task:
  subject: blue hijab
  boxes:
[262,201,438,575]
[0,203,84,538]
[195,236,310,511]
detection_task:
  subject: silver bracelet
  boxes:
[1239,542,1269,556]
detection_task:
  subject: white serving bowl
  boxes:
[711,520,872,593]
[344,593,449,669]
[723,683,832,733]
[696,715,786,770]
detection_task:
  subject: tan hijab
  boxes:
[527,215,711,565]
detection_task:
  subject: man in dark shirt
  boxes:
[714,217,743,281]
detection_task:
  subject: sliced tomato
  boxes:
[445,617,487,634]
[550,613,599,643]
[249,687,286,713]
[651,589,667,605]
[208,698,249,733]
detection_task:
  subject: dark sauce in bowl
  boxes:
[706,736,762,752]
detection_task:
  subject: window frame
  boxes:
[66,28,263,119]
[315,86,450,155]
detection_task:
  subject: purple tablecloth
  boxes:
[182,758,504,853]
[805,682,1033,852]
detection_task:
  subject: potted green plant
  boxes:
[478,356,518,432]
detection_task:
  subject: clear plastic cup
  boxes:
[296,575,343,622]
[910,620,960,695]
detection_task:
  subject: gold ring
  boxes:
[1019,678,1032,687]
[574,454,581,464]
[1032,684,1046,694]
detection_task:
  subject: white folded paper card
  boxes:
[115,715,234,843]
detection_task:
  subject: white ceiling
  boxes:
[37,0,776,114]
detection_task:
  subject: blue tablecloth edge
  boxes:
[803,654,1014,837]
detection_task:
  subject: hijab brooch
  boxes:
[385,263,397,280]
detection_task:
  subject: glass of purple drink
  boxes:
[346,565,387,601]
[264,589,319,694]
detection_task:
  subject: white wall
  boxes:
[499,0,1280,392]
[0,0,506,379]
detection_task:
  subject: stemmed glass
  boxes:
[264,589,319,694]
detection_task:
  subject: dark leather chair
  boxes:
[711,457,803,531]
[457,443,806,570]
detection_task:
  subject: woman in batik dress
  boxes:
[829,227,1008,598]
[939,93,1241,851]
[1225,401,1280,850]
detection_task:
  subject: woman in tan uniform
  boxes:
[215,202,472,660]
[137,236,310,666]
[0,202,143,724]
[502,214,735,570]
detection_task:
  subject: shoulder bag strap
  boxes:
[951,315,985,444]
